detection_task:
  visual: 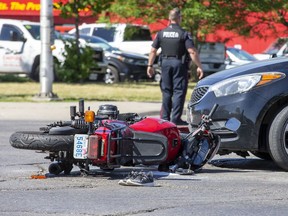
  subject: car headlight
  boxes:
[114,55,148,66]
[210,72,285,97]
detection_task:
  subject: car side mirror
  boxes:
[20,35,27,43]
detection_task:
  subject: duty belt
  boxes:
[162,55,182,59]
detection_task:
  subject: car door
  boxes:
[0,24,27,73]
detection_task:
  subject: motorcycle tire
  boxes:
[9,131,74,152]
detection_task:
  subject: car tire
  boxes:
[31,58,58,82]
[9,131,74,152]
[268,106,288,171]
[105,66,119,84]
[30,62,40,82]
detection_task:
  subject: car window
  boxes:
[123,26,152,41]
[283,45,288,56]
[92,27,116,42]
[83,35,118,51]
[79,27,91,35]
[228,48,257,61]
[265,38,288,54]
[24,24,41,40]
[0,24,23,41]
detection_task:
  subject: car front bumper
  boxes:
[188,89,269,152]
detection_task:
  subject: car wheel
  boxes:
[31,58,58,82]
[30,63,40,82]
[105,66,119,84]
[268,106,288,171]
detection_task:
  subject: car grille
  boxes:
[190,86,209,105]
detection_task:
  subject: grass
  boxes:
[0,81,197,102]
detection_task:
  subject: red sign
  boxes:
[0,0,91,16]
[0,0,46,16]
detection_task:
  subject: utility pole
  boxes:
[35,0,58,100]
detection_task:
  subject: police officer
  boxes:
[147,7,204,125]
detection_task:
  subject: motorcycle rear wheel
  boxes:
[10,131,74,151]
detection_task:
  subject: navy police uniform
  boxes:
[152,23,195,124]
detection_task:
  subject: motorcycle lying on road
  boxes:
[9,100,240,175]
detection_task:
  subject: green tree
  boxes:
[55,38,97,83]
[54,0,113,82]
[107,0,288,42]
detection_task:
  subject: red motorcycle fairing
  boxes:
[87,118,182,167]
[89,120,129,166]
[130,118,182,162]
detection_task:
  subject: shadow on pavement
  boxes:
[208,157,283,172]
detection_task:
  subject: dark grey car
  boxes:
[188,57,288,171]
[62,34,149,83]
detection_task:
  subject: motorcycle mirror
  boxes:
[225,117,241,132]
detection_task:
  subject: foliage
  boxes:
[54,0,114,83]
[107,0,288,42]
[55,39,97,83]
[55,0,113,19]
[55,0,113,36]
[54,0,287,43]
[0,74,30,82]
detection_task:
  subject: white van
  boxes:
[69,23,153,55]
[0,19,107,81]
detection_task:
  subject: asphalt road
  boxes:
[1,102,288,216]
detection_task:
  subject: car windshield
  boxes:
[123,26,152,41]
[228,47,258,61]
[60,33,119,52]
[81,35,119,52]
[24,24,41,40]
[265,38,288,54]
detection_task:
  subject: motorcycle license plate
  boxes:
[73,134,89,159]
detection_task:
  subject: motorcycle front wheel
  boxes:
[9,131,74,152]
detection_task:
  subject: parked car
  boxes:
[0,19,107,82]
[187,56,288,171]
[225,47,258,69]
[68,23,153,55]
[153,42,226,82]
[0,19,62,81]
[54,31,108,82]
[198,42,226,76]
[61,34,150,83]
[254,38,288,60]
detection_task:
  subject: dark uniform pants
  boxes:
[160,58,188,123]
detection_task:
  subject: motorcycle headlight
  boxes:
[210,72,285,97]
